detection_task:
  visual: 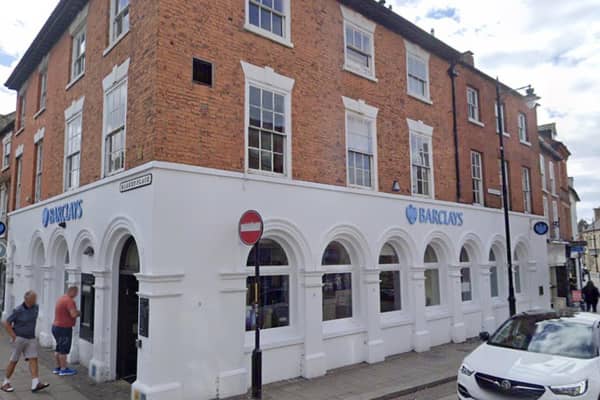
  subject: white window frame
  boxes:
[378,243,406,320]
[64,97,85,191]
[405,40,431,104]
[467,87,481,124]
[495,102,508,136]
[499,160,510,209]
[549,160,556,196]
[552,200,560,240]
[242,61,294,178]
[522,167,532,214]
[245,0,293,48]
[70,27,86,84]
[518,112,529,144]
[471,150,484,205]
[34,140,43,203]
[408,118,434,198]
[109,0,130,46]
[341,5,376,81]
[540,154,547,192]
[38,69,48,112]
[102,59,130,177]
[543,195,549,225]
[18,92,26,132]
[0,184,7,220]
[2,135,11,170]
[343,96,378,190]
[15,155,22,210]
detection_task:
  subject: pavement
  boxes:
[0,330,129,400]
[228,339,480,400]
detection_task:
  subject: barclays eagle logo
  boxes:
[406,205,418,225]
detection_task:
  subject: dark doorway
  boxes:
[116,237,140,383]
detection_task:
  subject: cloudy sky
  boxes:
[0,0,599,220]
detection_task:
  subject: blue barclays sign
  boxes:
[406,204,464,227]
[42,200,83,228]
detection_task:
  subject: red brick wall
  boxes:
[9,0,159,211]
[9,0,544,217]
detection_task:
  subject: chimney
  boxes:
[595,208,600,223]
[460,51,474,67]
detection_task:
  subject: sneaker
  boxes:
[32,382,50,393]
[52,368,61,375]
[1,382,14,392]
[58,368,77,376]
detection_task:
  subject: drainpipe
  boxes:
[448,62,461,202]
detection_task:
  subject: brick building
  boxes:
[0,112,13,313]
[3,1,551,399]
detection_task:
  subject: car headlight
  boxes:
[459,364,475,377]
[549,380,588,397]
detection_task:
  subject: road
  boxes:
[392,381,457,400]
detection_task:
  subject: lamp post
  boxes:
[495,78,540,316]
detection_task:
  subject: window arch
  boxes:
[489,248,499,298]
[379,243,402,313]
[245,239,290,331]
[459,246,473,302]
[322,241,353,321]
[424,244,441,307]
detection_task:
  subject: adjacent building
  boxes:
[3,1,550,399]
[582,209,600,282]
[0,112,14,312]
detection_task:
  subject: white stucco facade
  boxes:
[4,161,550,400]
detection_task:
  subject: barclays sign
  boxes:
[406,204,464,227]
[42,200,83,228]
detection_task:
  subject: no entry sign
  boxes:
[239,210,264,246]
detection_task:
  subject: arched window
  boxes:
[120,237,140,274]
[459,247,473,302]
[379,243,401,313]
[489,249,499,298]
[322,241,352,321]
[424,245,441,307]
[246,239,290,331]
[513,251,522,294]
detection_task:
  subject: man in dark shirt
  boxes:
[2,291,49,393]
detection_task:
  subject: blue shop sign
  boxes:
[42,200,83,228]
[533,221,549,236]
[406,204,464,227]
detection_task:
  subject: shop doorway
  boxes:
[116,237,139,383]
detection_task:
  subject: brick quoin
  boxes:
[7,0,544,218]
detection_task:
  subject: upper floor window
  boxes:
[471,151,484,205]
[103,60,129,176]
[552,200,559,240]
[38,69,48,111]
[499,160,510,209]
[242,61,294,177]
[34,140,43,203]
[18,94,26,131]
[71,25,86,81]
[549,160,556,195]
[111,0,130,42]
[495,102,507,135]
[341,5,376,80]
[405,41,431,102]
[518,112,528,143]
[543,195,549,224]
[343,97,378,190]
[540,154,547,191]
[64,97,84,191]
[467,87,480,122]
[522,167,531,214]
[0,184,7,220]
[246,0,292,47]
[15,155,22,210]
[408,119,434,197]
[2,136,11,170]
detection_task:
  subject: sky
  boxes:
[0,0,599,221]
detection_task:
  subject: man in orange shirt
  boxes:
[52,286,80,376]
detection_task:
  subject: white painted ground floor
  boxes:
[4,162,551,400]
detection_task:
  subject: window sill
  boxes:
[322,319,365,339]
[66,73,85,91]
[104,30,130,57]
[1,166,8,172]
[381,312,413,329]
[246,168,289,180]
[425,308,450,321]
[407,92,433,105]
[243,331,303,353]
[15,127,24,136]
[104,168,125,179]
[502,132,510,138]
[411,192,433,200]
[520,140,532,147]
[243,23,293,48]
[462,303,481,314]
[492,299,507,308]
[348,183,375,191]
[342,65,378,83]
[33,107,46,120]
[468,118,484,128]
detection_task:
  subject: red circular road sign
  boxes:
[239,210,264,246]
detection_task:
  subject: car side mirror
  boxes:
[479,331,490,341]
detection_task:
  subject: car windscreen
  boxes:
[488,316,597,359]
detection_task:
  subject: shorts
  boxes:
[51,326,73,355]
[10,337,38,362]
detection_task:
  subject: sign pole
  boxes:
[252,241,262,399]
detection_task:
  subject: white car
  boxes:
[458,310,600,399]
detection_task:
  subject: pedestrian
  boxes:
[2,290,50,393]
[52,286,80,376]
[582,281,600,313]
